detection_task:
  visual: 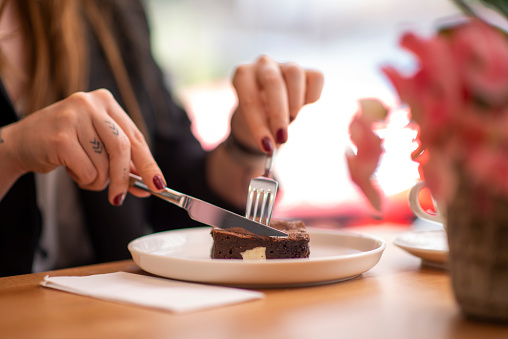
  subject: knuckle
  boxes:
[262,72,283,87]
[257,54,271,64]
[285,63,303,78]
[232,64,249,81]
[50,130,73,152]
[81,171,109,191]
[109,134,131,155]
[68,91,90,105]
[117,134,132,153]
[130,128,147,147]
[68,92,95,112]
[93,88,115,101]
[68,89,116,111]
[77,167,99,188]
[307,70,324,88]
[68,91,88,100]
[309,69,324,80]
[137,162,159,176]
[53,109,79,128]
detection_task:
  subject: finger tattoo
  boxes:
[89,137,103,154]
[105,120,119,136]
[122,167,127,180]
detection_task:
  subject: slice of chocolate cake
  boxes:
[211,219,310,260]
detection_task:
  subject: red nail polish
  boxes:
[113,193,125,206]
[153,175,165,190]
[261,137,274,153]
[276,128,288,144]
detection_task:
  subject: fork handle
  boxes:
[263,147,276,177]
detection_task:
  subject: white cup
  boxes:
[409,181,445,226]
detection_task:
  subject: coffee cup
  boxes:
[409,181,446,227]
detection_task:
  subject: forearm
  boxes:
[0,124,27,200]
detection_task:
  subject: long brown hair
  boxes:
[0,0,149,142]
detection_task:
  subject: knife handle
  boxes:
[128,173,185,207]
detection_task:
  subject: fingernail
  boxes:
[153,175,165,190]
[261,137,274,153]
[276,128,288,144]
[113,193,125,206]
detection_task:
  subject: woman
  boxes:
[0,0,323,276]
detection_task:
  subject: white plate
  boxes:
[128,227,385,288]
[394,230,449,269]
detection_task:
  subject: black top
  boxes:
[0,0,239,276]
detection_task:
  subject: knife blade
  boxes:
[129,174,288,237]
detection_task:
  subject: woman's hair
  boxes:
[0,0,149,142]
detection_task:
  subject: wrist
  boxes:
[0,124,27,177]
[0,125,28,199]
[222,133,266,168]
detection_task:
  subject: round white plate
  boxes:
[128,227,386,287]
[394,230,448,269]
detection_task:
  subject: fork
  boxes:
[245,148,279,226]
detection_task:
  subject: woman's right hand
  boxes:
[0,89,166,205]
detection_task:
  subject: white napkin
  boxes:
[41,272,264,313]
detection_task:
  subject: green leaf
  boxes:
[480,0,508,18]
[453,0,508,20]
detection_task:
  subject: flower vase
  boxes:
[446,170,508,322]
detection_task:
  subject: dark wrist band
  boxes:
[223,134,266,166]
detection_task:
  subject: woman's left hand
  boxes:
[230,55,324,153]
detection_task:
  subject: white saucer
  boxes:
[128,227,385,288]
[393,230,448,269]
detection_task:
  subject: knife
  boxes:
[129,174,288,237]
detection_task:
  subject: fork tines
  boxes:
[245,177,278,226]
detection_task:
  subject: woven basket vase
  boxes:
[446,170,508,322]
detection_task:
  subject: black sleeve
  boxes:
[107,0,243,231]
[0,80,42,276]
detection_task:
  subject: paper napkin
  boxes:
[41,272,264,313]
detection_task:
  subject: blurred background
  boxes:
[144,0,461,227]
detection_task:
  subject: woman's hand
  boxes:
[230,55,324,153]
[0,89,166,205]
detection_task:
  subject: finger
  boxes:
[280,62,306,123]
[93,89,166,192]
[75,119,110,192]
[304,70,324,104]
[61,135,100,188]
[233,64,275,153]
[128,163,150,197]
[255,56,290,144]
[92,116,131,206]
[128,185,152,198]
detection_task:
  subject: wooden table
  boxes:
[1,224,507,339]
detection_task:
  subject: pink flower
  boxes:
[349,18,508,211]
[451,20,508,105]
[346,99,387,211]
[382,31,462,148]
